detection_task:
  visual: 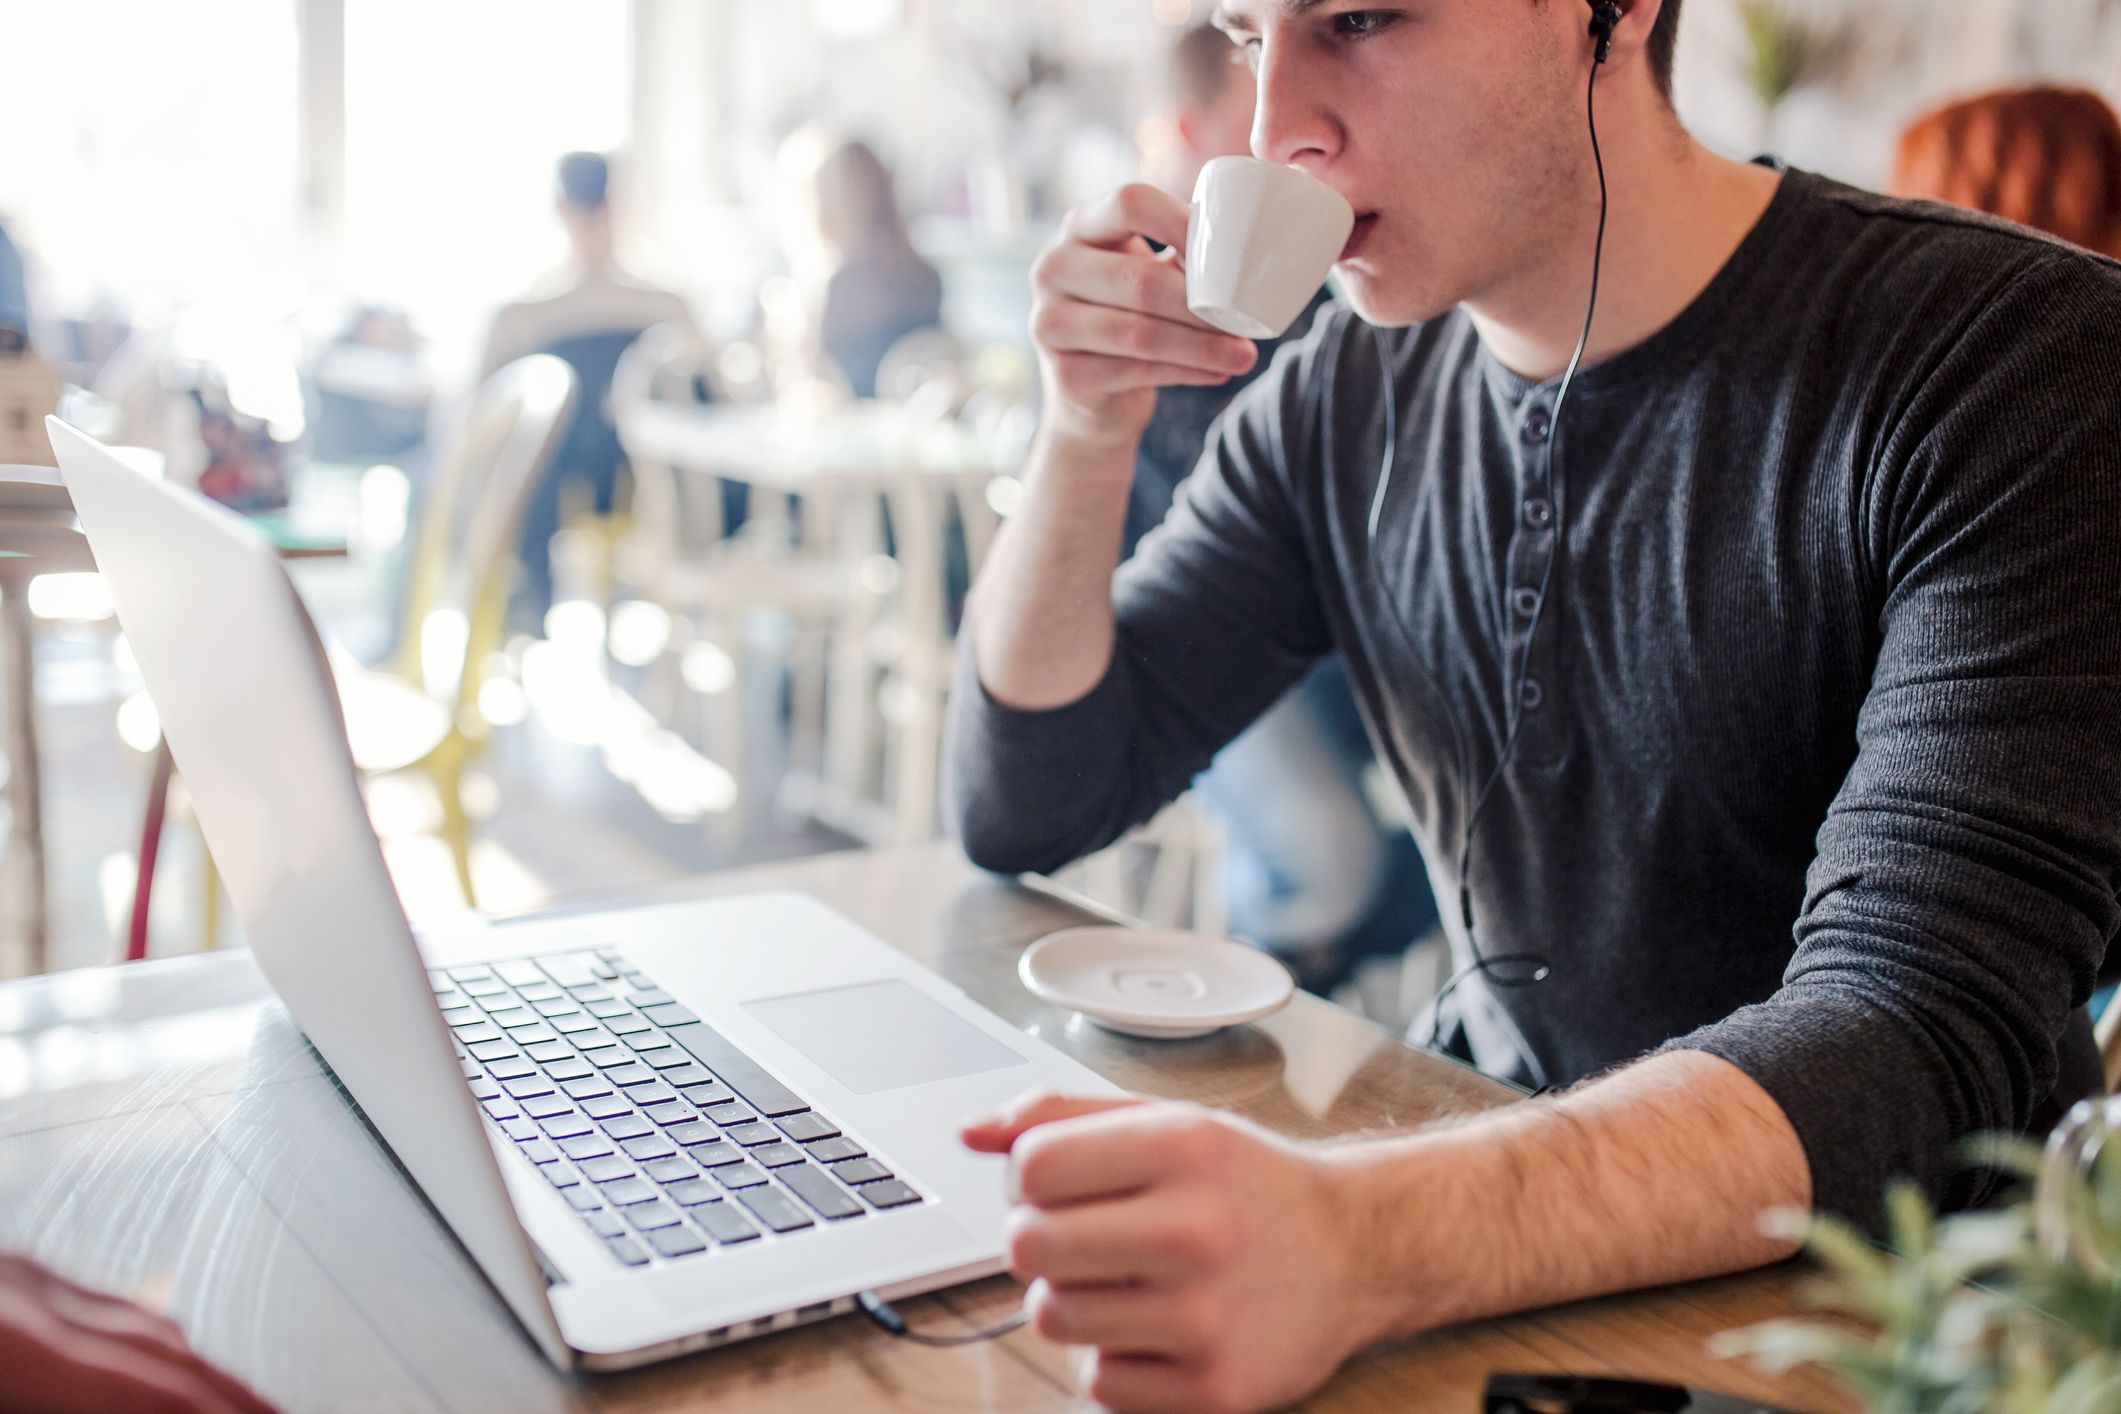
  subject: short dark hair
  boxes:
[556,151,609,213]
[1646,0,1683,102]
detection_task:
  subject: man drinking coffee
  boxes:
[945,1,2121,1411]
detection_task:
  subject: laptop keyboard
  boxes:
[431,948,924,1270]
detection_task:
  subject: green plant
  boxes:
[1733,0,1840,111]
[1718,1139,2121,1412]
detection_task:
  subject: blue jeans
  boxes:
[1192,659,1438,967]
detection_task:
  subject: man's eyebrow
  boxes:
[1210,0,1333,33]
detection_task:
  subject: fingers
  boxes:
[1082,1351,1212,1414]
[1046,246,1206,328]
[959,1090,1142,1154]
[1061,182,1192,253]
[1037,301,1257,378]
[50,1333,259,1414]
[1027,1278,1215,1359]
[1005,1193,1197,1286]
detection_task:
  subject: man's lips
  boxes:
[1341,213,1379,260]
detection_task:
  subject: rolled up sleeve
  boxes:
[1671,255,2121,1228]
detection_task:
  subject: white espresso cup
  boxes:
[1186,156,1355,340]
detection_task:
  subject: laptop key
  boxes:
[641,1003,700,1028]
[621,1135,677,1162]
[629,1081,677,1106]
[551,1014,600,1035]
[751,1143,805,1169]
[664,1022,810,1117]
[489,1058,537,1082]
[537,952,603,989]
[604,1236,649,1268]
[588,1045,638,1069]
[497,961,545,986]
[606,1014,651,1037]
[646,1225,707,1259]
[467,1039,519,1062]
[668,1121,722,1147]
[804,1136,865,1164]
[727,1123,780,1147]
[580,1095,633,1120]
[603,1177,657,1206]
[587,998,631,1019]
[453,1023,504,1045]
[776,1112,839,1144]
[607,1065,659,1088]
[545,1057,593,1081]
[509,1025,560,1047]
[623,1030,673,1053]
[524,1040,571,1063]
[520,1095,575,1120]
[561,1076,613,1101]
[690,1142,744,1169]
[583,1208,622,1235]
[567,1187,605,1214]
[624,1200,684,1233]
[519,1141,559,1164]
[663,1065,714,1088]
[580,1156,635,1183]
[643,1049,691,1071]
[502,1075,554,1099]
[601,1116,654,1141]
[515,981,562,1003]
[627,988,675,1008]
[469,1077,503,1101]
[643,1102,695,1127]
[829,1158,892,1186]
[858,1180,921,1210]
[715,1163,769,1191]
[542,1162,580,1190]
[458,976,508,997]
[568,983,612,1002]
[532,998,580,1019]
[779,1163,863,1220]
[691,1202,760,1245]
[539,1115,594,1140]
[664,1178,720,1206]
[679,1081,735,1107]
[590,962,622,980]
[703,1103,757,1128]
[643,1156,696,1183]
[559,1135,613,1161]
[481,1098,518,1122]
[499,1118,539,1142]
[735,1187,814,1233]
[485,1007,536,1030]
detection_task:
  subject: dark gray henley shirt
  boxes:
[946,168,2121,1227]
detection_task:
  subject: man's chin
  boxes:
[1333,267,1451,330]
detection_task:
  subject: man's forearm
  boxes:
[1326,1049,1810,1341]
[967,427,1137,711]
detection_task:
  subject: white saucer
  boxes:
[1018,927,1295,1039]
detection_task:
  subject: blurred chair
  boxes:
[345,354,576,903]
[520,328,640,618]
[0,465,94,977]
[0,350,62,467]
[611,324,875,845]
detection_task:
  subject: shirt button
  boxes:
[1519,677,1545,711]
[1512,587,1542,618]
[1522,406,1552,443]
[1523,497,1553,529]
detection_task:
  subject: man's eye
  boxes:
[1332,10,1397,39]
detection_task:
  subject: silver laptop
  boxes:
[48,416,1123,1369]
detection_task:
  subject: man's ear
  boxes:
[1588,0,1663,71]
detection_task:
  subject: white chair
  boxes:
[610,324,878,845]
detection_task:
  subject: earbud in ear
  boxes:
[1588,0,1622,63]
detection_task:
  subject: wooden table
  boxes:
[0,844,1853,1412]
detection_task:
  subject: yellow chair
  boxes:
[197,355,575,928]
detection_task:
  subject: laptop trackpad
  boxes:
[745,979,1029,1095]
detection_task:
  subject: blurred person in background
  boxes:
[1889,84,2121,259]
[1130,22,1437,992]
[0,217,27,349]
[480,151,702,618]
[776,129,944,400]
